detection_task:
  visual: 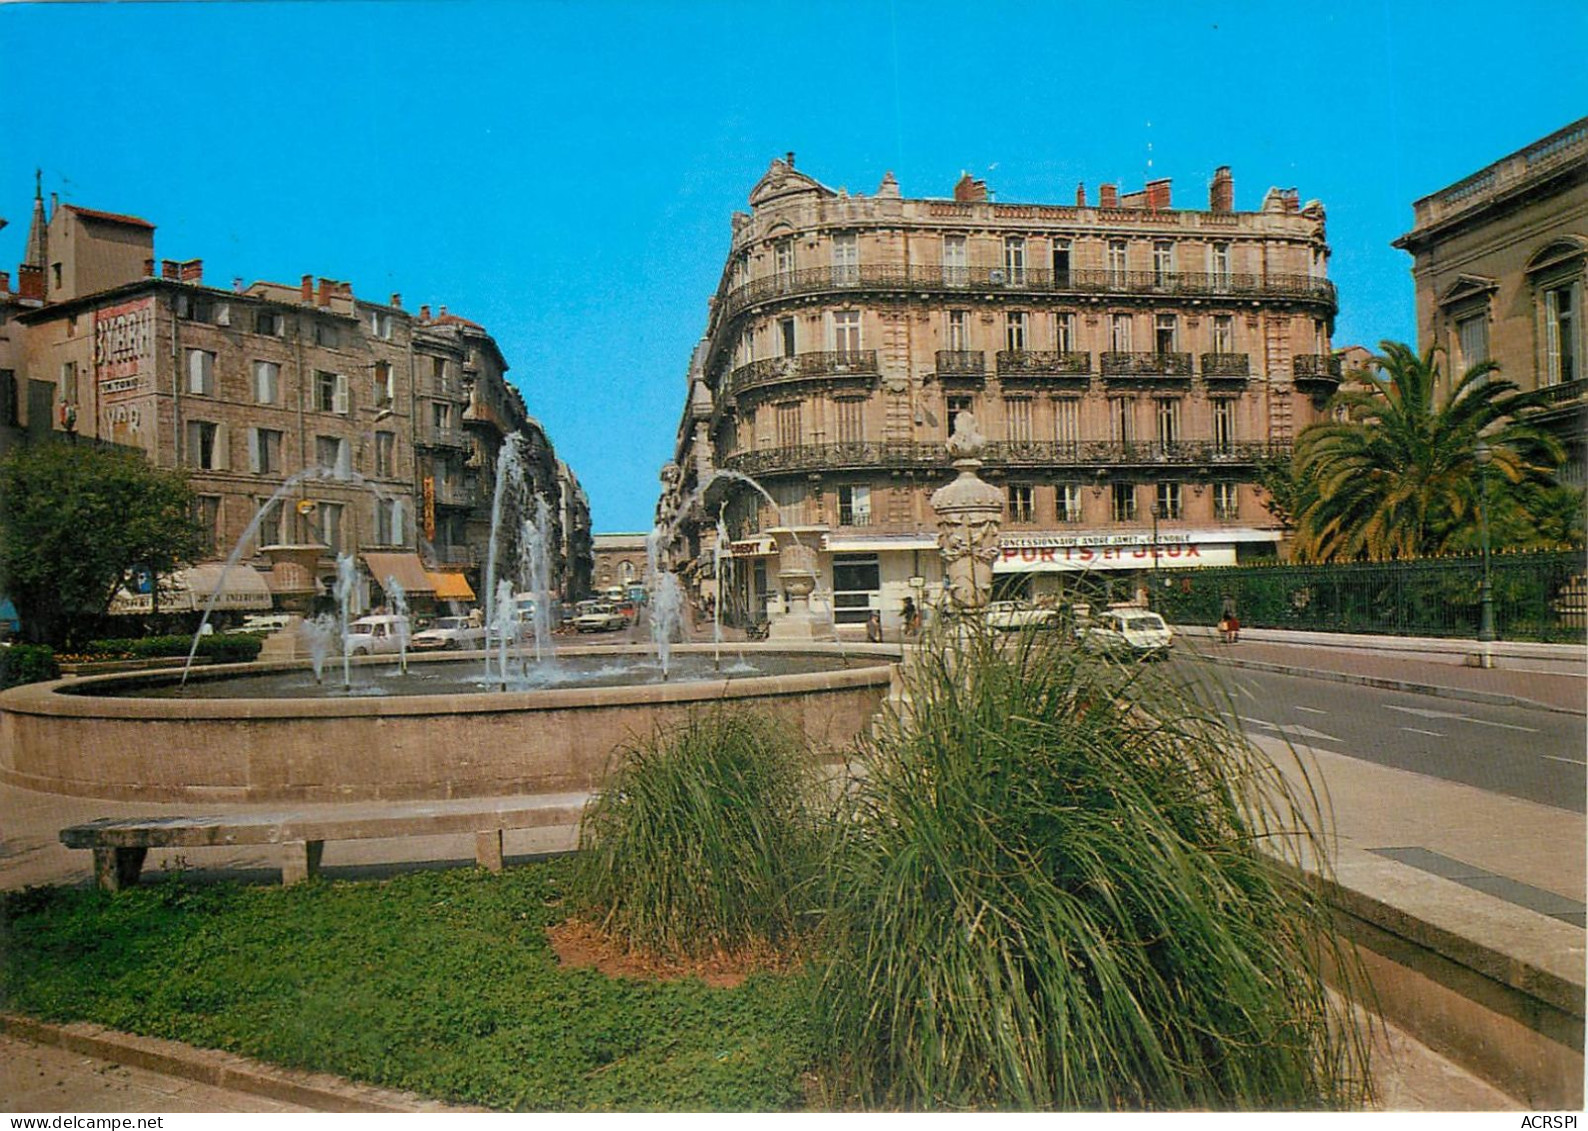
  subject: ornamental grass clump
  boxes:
[572,707,831,961]
[816,622,1370,1110]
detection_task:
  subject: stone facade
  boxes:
[659,157,1341,634]
[591,532,650,593]
[1394,117,1588,487]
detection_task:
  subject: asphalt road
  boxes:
[1170,659,1587,814]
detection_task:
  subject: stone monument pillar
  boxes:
[768,534,836,642]
[929,413,1004,613]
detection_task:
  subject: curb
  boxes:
[1192,653,1587,717]
[1,1013,484,1113]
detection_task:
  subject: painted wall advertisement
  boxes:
[95,297,155,442]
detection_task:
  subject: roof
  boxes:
[433,313,485,330]
[63,205,155,230]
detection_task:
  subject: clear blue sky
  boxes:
[2,1,1584,532]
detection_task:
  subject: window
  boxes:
[831,554,880,624]
[1155,481,1183,520]
[59,360,78,407]
[1107,240,1128,287]
[186,349,216,396]
[186,420,223,470]
[1005,311,1027,352]
[1212,399,1235,452]
[1007,484,1034,523]
[835,398,864,444]
[1212,314,1234,355]
[1054,398,1080,448]
[1006,398,1033,443]
[371,310,392,339]
[1211,243,1232,289]
[1545,283,1578,385]
[1054,311,1076,353]
[1156,399,1181,448]
[1111,397,1134,443]
[1111,482,1137,522]
[838,484,872,527]
[943,234,968,285]
[375,498,404,545]
[779,317,796,357]
[1153,241,1174,287]
[1109,313,1133,353]
[319,502,344,555]
[0,369,16,426]
[374,361,394,407]
[947,394,974,438]
[1057,482,1083,523]
[255,309,283,336]
[432,402,454,431]
[432,356,448,388]
[1154,313,1177,354]
[833,310,862,356]
[947,309,969,351]
[375,430,396,477]
[253,360,280,404]
[832,233,858,285]
[193,495,221,556]
[249,427,283,475]
[776,402,802,447]
[314,322,339,348]
[315,370,349,414]
[1314,318,1328,355]
[178,294,213,323]
[1456,314,1489,375]
[316,434,351,476]
[774,238,795,285]
[1214,481,1240,520]
[772,480,805,526]
[1052,238,1071,286]
[1004,236,1026,285]
[254,496,284,552]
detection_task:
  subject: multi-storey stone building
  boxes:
[659,157,1341,633]
[1394,116,1588,487]
[3,185,591,616]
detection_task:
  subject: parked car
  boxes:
[410,615,486,652]
[346,614,411,656]
[573,603,627,633]
[229,614,293,635]
[1080,609,1174,660]
[983,600,1062,631]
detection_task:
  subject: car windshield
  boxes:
[433,618,463,630]
[350,624,374,635]
[1124,616,1165,631]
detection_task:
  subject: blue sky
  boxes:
[2,1,1584,532]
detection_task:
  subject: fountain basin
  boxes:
[0,644,898,803]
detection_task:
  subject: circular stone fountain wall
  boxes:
[0,644,897,803]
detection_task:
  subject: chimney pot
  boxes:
[301,274,313,301]
[419,304,431,321]
[389,292,402,309]
[178,258,203,283]
[1210,166,1234,213]
[1100,184,1119,209]
[438,305,448,318]
[316,277,332,306]
[1145,178,1172,210]
[786,151,795,168]
[161,259,181,281]
[1076,182,1087,207]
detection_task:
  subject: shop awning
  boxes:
[362,552,435,595]
[425,570,475,602]
[109,563,274,614]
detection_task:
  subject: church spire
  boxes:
[22,168,47,270]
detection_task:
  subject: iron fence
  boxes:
[1154,550,1588,643]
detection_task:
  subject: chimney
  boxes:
[178,258,203,283]
[419,304,431,322]
[1210,167,1233,213]
[389,292,402,309]
[1075,182,1087,207]
[143,259,156,277]
[785,151,795,168]
[301,274,313,302]
[161,259,181,281]
[18,264,42,300]
[316,277,332,306]
[953,173,988,203]
[1099,184,1119,209]
[438,305,448,319]
[233,277,244,293]
[0,271,9,294]
[1145,178,1172,210]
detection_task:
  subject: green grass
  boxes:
[0,863,818,1111]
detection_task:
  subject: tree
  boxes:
[0,441,203,647]
[1288,341,1575,562]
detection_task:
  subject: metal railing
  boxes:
[724,350,879,398]
[997,350,1092,377]
[1101,351,1194,378]
[1155,550,1588,643]
[720,439,1287,476]
[934,350,987,377]
[418,425,470,450]
[1292,354,1343,390]
[1200,352,1251,378]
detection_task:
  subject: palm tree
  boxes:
[1290,341,1569,562]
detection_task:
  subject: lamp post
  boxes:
[1475,441,1495,645]
[1149,502,1162,610]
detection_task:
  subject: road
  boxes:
[1170,659,1587,814]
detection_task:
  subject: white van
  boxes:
[233,614,292,634]
[347,614,411,656]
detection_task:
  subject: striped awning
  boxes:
[362,552,435,595]
[109,563,273,614]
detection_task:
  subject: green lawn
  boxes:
[0,862,817,1111]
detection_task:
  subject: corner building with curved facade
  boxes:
[659,158,1342,634]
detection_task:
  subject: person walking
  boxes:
[902,596,921,636]
[866,610,883,643]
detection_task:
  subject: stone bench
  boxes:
[59,793,592,890]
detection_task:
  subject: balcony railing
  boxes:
[1292,354,1343,392]
[418,425,470,450]
[724,350,879,398]
[1200,352,1251,379]
[1535,378,1587,410]
[1101,352,1194,378]
[996,350,1092,378]
[934,349,987,377]
[431,544,477,567]
[720,439,1288,476]
[719,264,1337,322]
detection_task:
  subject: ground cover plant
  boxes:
[814,622,1372,1110]
[0,863,818,1111]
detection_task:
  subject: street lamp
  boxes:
[1149,502,1162,610]
[1475,441,1495,644]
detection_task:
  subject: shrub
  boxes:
[572,707,832,959]
[197,634,264,663]
[814,622,1370,1110]
[0,644,60,689]
[79,633,262,663]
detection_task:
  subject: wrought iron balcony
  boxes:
[1292,353,1343,393]
[1101,352,1194,379]
[1200,352,1251,380]
[724,350,879,398]
[418,425,470,451]
[718,264,1338,322]
[996,350,1092,379]
[719,439,1289,477]
[934,350,986,378]
[722,442,947,476]
[1534,378,1587,412]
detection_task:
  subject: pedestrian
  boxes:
[866,610,883,643]
[1227,612,1240,644]
[902,596,920,636]
[1218,613,1231,643]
